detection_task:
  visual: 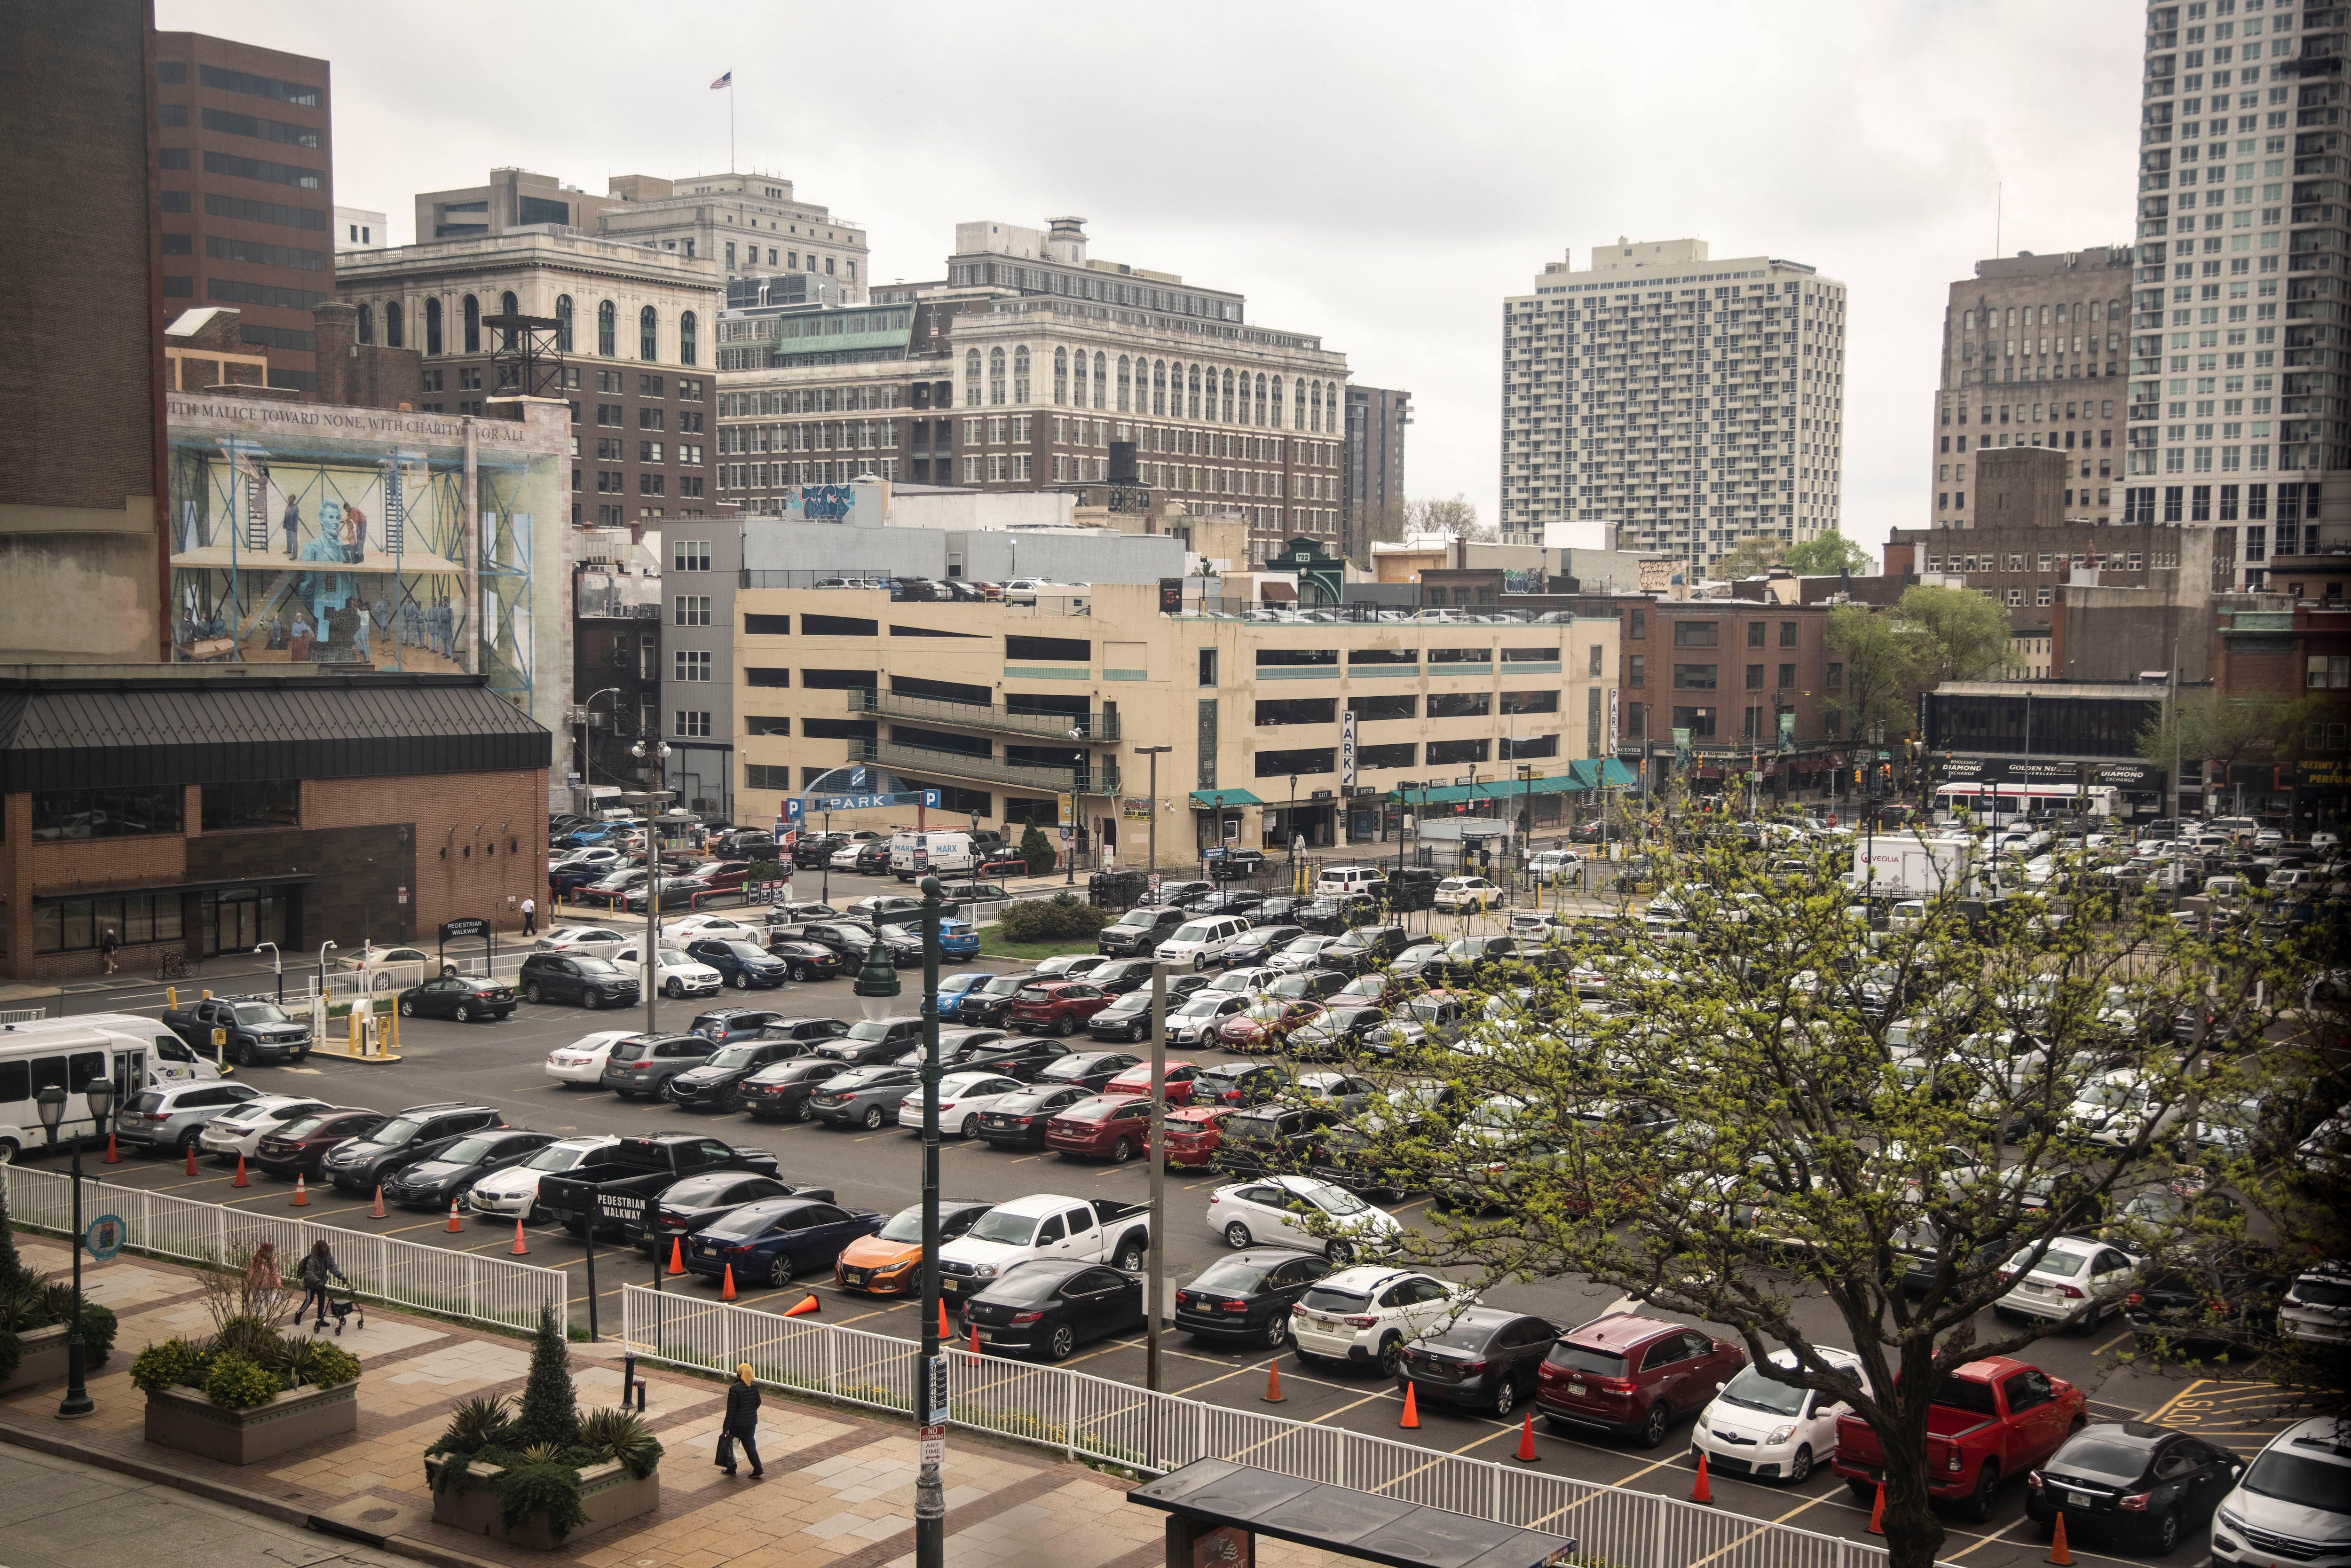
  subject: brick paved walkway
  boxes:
[0,1240,1349,1568]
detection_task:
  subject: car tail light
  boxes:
[1947,1449,1964,1473]
[1290,1303,1305,1316]
[2057,1284,2083,1300]
[937,1101,956,1111]
[1010,1310,1043,1325]
[2117,1491,2152,1512]
[1345,1315,1378,1329]
[2026,1473,2044,1491]
[1220,1300,1248,1314]
[2209,1298,2231,1316]
[2126,1292,2145,1307]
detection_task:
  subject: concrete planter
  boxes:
[0,1324,71,1394]
[427,1457,661,1550]
[143,1378,359,1465]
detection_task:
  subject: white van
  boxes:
[1156,915,1254,971]
[891,830,977,882]
[0,1016,187,1162]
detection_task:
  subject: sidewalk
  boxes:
[0,1239,1348,1568]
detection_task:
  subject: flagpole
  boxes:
[730,81,735,173]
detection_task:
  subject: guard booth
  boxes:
[1128,1460,1576,1568]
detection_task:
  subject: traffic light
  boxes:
[1852,768,1863,785]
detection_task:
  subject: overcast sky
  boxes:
[165,0,2146,560]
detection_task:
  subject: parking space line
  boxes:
[1939,1517,2028,1562]
[2092,1329,2135,1354]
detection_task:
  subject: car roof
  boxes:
[1565,1311,1685,1349]
[1318,1264,1424,1290]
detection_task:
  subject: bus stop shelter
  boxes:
[1126,1459,1576,1568]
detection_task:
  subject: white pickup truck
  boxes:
[936,1194,1151,1302]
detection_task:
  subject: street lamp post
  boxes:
[35,1074,114,1419]
[1286,774,1299,891]
[623,751,675,1040]
[1065,727,1089,886]
[1145,961,1168,1391]
[577,685,624,791]
[253,942,282,1003]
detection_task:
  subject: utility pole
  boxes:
[2168,633,2184,820]
[914,874,945,1568]
[1135,745,1172,876]
[1145,963,1167,1390]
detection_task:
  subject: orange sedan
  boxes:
[834,1198,994,1295]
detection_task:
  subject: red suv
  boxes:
[1044,1094,1154,1161]
[1005,981,1114,1036]
[1534,1312,1746,1449]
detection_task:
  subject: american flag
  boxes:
[710,71,731,89]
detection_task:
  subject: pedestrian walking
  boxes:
[100,926,121,974]
[245,1240,282,1297]
[520,896,537,937]
[715,1362,763,1477]
[297,1239,347,1331]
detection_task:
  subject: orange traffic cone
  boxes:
[938,1300,950,1340]
[1262,1361,1286,1403]
[104,1132,119,1165]
[1691,1450,1712,1505]
[445,1201,462,1233]
[967,1321,981,1363]
[510,1220,529,1256]
[1514,1412,1537,1463]
[1868,1481,1886,1535]
[291,1173,309,1207]
[721,1265,737,1300]
[1399,1383,1420,1429]
[185,1143,198,1176]
[667,1237,685,1276]
[369,1185,387,1219]
[783,1293,819,1318]
[2047,1513,2072,1566]
[233,1155,250,1188]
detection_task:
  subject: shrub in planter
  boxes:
[514,1308,580,1449]
[995,893,1111,944]
[204,1352,281,1410]
[426,1385,663,1546]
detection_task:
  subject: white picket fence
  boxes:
[3,1165,568,1333]
[621,1286,1925,1568]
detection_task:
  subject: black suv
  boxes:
[1097,906,1190,956]
[1158,880,1216,907]
[777,919,925,970]
[1297,894,1381,935]
[1207,849,1269,882]
[518,951,641,1009]
[322,1103,509,1194]
[599,1033,718,1098]
[755,1017,853,1050]
[1384,868,1441,912]
[791,834,849,869]
[815,1015,927,1064]
[1321,924,1413,974]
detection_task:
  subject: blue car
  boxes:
[936,971,994,1007]
[939,920,979,960]
[683,1197,886,1290]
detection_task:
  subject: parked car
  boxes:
[1434,877,1503,913]
[685,1196,887,1289]
[1165,993,1255,1047]
[1173,1248,1330,1351]
[1103,1060,1201,1106]
[1537,1311,1750,1450]
[893,1030,1067,1082]
[196,1095,334,1162]
[113,1080,266,1157]
[1007,980,1116,1036]
[684,1007,795,1046]
[664,1039,821,1111]
[816,1015,926,1064]
[1288,1264,1476,1374]
[807,1065,923,1129]
[544,1029,641,1086]
[1043,1095,1155,1162]
[518,952,640,1009]
[1156,914,1255,970]
[683,938,791,991]
[1321,924,1413,975]
[1223,925,1306,969]
[762,934,845,983]
[897,1072,1027,1137]
[976,1085,1100,1150]
[1206,1173,1399,1262]
[954,972,1039,1027]
[835,1199,995,1295]
[1217,999,1329,1053]
[1832,1355,2084,1521]
[252,1108,390,1178]
[1265,969,1353,1006]
[2279,1264,2351,1346]
[1097,906,1190,957]
[1205,850,1267,882]
[1029,953,1113,982]
[464,1135,623,1222]
[1194,1061,1297,1106]
[598,1032,719,1099]
[381,1129,560,1210]
[935,1194,1152,1303]
[647,1172,835,1259]
[532,924,631,957]
[2209,1415,2351,1568]
[320,1103,511,1194]
[1399,1307,1565,1418]
[607,942,726,1000]
[1031,1049,1142,1094]
[1083,957,1166,996]
[1691,1346,1870,1484]
[1297,895,1381,936]
[736,1058,853,1122]
[2027,1420,2242,1555]
[961,1258,1146,1361]
[1211,1103,1332,1178]
[1160,1105,1233,1170]
[1994,1235,2141,1332]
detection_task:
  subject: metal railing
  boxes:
[848,689,1122,743]
[4,1165,568,1333]
[853,739,1119,796]
[0,1007,48,1024]
[621,1287,1932,1568]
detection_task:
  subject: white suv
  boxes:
[1314,866,1387,898]
[2212,1417,2351,1568]
[1288,1265,1477,1375]
[1156,914,1252,970]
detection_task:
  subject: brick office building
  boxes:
[151,32,335,395]
[1614,597,1852,797]
[0,665,552,985]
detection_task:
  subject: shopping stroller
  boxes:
[323,1288,364,1336]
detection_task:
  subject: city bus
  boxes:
[1933,781,2120,826]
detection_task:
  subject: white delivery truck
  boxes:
[1851,835,1979,899]
[891,829,977,881]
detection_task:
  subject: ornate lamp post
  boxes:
[34,1073,115,1418]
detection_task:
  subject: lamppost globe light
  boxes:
[34,1084,64,1132]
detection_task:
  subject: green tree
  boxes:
[1708,536,1783,579]
[1785,532,1874,576]
[1823,603,1919,741]
[1017,820,1057,877]
[1270,814,2330,1568]
[513,1307,579,1450]
[1897,583,2012,686]
[2135,690,2327,780]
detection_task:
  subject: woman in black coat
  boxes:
[718,1363,763,1478]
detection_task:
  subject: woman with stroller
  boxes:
[297,1240,348,1332]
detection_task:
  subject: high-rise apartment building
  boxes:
[1499,238,1848,569]
[152,32,334,394]
[414,169,868,302]
[718,217,1351,564]
[1929,247,2133,528]
[1343,385,1410,558]
[2129,1,2342,586]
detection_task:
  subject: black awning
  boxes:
[32,871,316,904]
[1127,1460,1574,1568]
[0,672,550,792]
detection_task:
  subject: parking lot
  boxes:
[33,880,2304,1568]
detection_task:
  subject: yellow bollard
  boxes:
[201,988,213,1001]
[166,986,177,1010]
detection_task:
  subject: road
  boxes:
[28,862,2291,1568]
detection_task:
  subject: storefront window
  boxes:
[200,780,300,831]
[30,785,183,840]
[33,892,185,953]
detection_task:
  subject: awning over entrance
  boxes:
[1189,788,1264,809]
[1391,759,1637,805]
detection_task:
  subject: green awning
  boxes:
[1390,760,1637,805]
[1189,788,1264,809]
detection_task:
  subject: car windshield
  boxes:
[1281,938,1324,956]
[1301,1284,1372,1315]
[966,1211,1039,1246]
[2056,1437,2162,1479]
[441,1136,500,1164]
[1422,1317,1501,1352]
[708,1046,761,1069]
[372,1118,425,1144]
[1718,1365,1811,1418]
[844,1020,899,1043]
[877,1205,930,1244]
[1302,1181,1365,1215]
[275,1116,329,1140]
[524,1144,590,1171]
[978,975,1026,996]
[1545,1343,1628,1377]
[1062,1099,1122,1122]
[1172,923,1216,943]
[2007,1245,2089,1277]
[233,1003,291,1025]
[2239,1448,2350,1512]
[574,957,620,976]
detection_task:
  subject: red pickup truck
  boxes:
[1832,1356,2084,1523]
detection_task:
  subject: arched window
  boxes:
[1270,376,1282,428]
[1053,347,1069,405]
[597,300,615,357]
[1093,352,1107,410]
[356,303,374,344]
[1221,369,1235,422]
[988,347,1007,406]
[1187,364,1200,420]
[493,290,516,349]
[461,294,481,354]
[1013,345,1031,403]
[965,349,982,408]
[1152,361,1166,417]
[1073,349,1087,409]
[680,310,698,366]
[425,297,443,356]
[1292,377,1305,430]
[1117,355,1131,413]
[385,300,403,348]
[1254,374,1267,426]
[639,305,658,361]
[554,295,573,354]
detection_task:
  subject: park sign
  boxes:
[784,763,941,816]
